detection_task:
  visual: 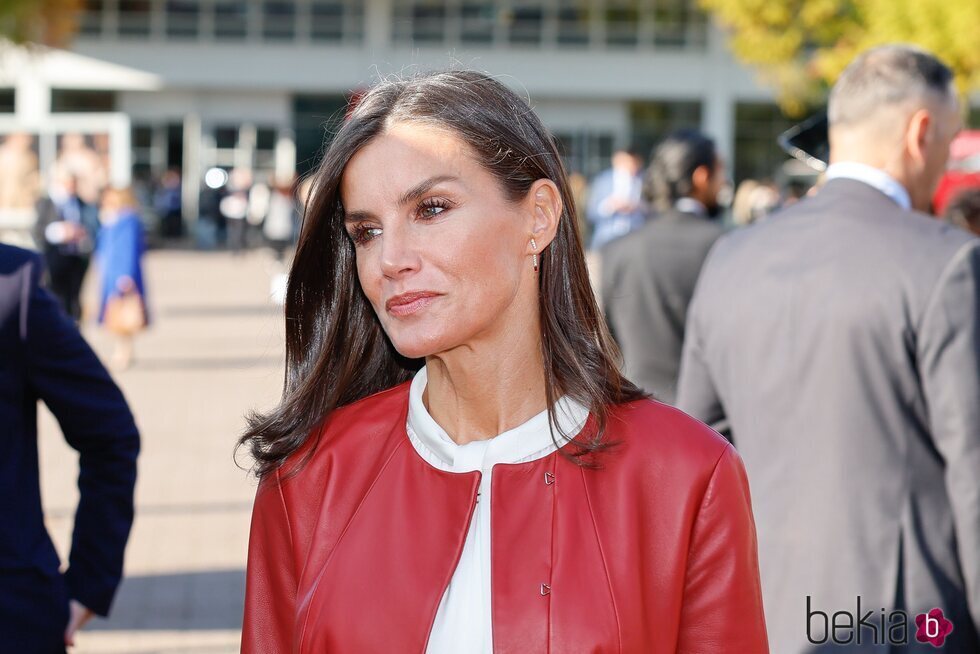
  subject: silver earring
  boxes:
[530,238,539,272]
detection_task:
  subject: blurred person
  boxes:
[585,146,645,249]
[0,243,139,653]
[240,71,768,653]
[153,169,183,238]
[945,187,980,236]
[0,132,40,212]
[263,176,300,262]
[600,129,726,404]
[52,133,108,206]
[33,174,100,321]
[731,179,781,226]
[96,187,148,370]
[677,45,980,652]
[221,168,252,255]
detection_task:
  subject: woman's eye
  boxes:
[420,205,445,219]
[349,225,382,245]
[417,198,453,220]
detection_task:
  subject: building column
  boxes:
[182,113,202,226]
[14,53,51,128]
[365,0,393,51]
[702,22,735,166]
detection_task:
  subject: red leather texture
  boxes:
[242,381,769,653]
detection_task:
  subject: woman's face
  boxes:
[340,121,547,360]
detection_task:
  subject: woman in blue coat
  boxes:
[96,187,147,369]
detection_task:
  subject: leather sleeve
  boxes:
[242,469,297,654]
[676,444,769,653]
[917,239,980,637]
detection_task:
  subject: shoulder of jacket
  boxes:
[605,398,730,470]
[0,243,41,277]
[276,380,413,483]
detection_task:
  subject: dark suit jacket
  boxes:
[0,245,139,645]
[600,209,725,404]
[677,179,980,653]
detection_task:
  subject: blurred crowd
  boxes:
[2,39,980,654]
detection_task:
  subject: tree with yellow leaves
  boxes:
[701,0,980,114]
[0,0,83,47]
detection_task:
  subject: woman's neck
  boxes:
[423,338,548,446]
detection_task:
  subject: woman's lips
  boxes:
[385,292,441,317]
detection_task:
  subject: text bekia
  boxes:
[806,597,954,647]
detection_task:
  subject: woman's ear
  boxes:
[527,179,562,249]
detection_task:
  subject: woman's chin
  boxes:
[389,337,444,361]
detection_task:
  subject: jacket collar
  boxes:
[406,365,590,472]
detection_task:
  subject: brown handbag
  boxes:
[104,291,146,335]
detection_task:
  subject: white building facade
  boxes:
[19,1,975,226]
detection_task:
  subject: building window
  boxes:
[654,0,707,47]
[630,100,704,161]
[214,1,249,40]
[214,126,239,150]
[311,1,363,43]
[263,1,296,41]
[0,89,14,113]
[604,0,640,48]
[166,0,200,39]
[734,103,797,184]
[255,126,278,170]
[393,0,447,45]
[118,0,153,37]
[391,0,706,49]
[552,130,616,178]
[51,90,117,113]
[132,124,155,181]
[508,1,545,46]
[556,0,590,46]
[293,94,348,175]
[78,0,104,36]
[460,2,496,44]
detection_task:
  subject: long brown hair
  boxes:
[239,70,645,478]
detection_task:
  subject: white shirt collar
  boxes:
[824,162,912,211]
[405,365,591,472]
[674,197,707,216]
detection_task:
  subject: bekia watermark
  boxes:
[807,596,954,647]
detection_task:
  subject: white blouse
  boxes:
[405,365,591,654]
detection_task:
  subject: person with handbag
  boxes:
[96,187,148,370]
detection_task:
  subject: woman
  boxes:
[241,71,768,653]
[95,187,147,369]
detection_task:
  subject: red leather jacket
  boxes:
[242,382,769,653]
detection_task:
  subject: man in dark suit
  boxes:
[600,129,726,404]
[677,46,979,652]
[0,244,139,652]
[33,174,100,321]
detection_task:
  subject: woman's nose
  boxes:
[378,223,421,279]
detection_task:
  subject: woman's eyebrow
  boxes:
[397,175,459,206]
[344,174,460,224]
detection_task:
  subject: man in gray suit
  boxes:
[677,46,979,652]
[601,129,726,404]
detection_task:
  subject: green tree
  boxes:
[0,0,82,47]
[700,0,980,114]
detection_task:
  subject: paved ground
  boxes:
[39,248,289,654]
[36,247,603,654]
